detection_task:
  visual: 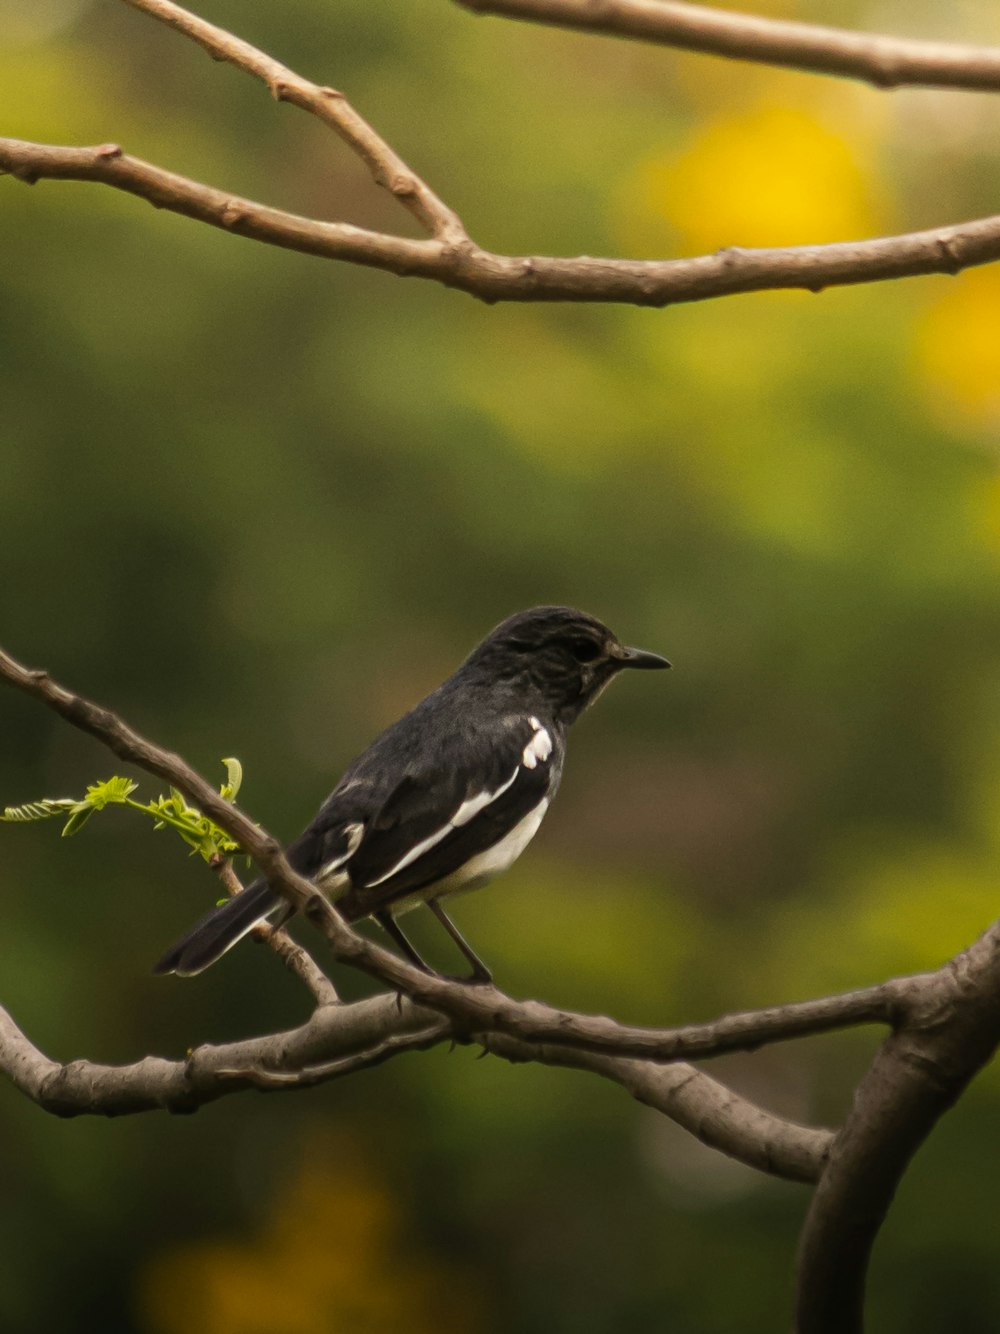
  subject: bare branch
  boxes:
[3,137,1000,307]
[456,0,1000,93]
[0,995,447,1116]
[795,924,1000,1333]
[254,922,340,1006]
[468,976,903,1062]
[486,1034,832,1183]
[0,139,441,275]
[121,0,466,241]
[0,989,828,1182]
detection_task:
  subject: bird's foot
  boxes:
[441,965,493,987]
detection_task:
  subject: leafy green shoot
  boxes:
[0,759,244,864]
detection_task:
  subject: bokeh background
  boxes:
[4,0,1000,1329]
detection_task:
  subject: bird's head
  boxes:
[464,605,670,722]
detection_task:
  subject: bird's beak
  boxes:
[617,645,671,670]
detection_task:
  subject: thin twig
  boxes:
[120,0,466,241]
[255,923,341,1006]
[209,854,244,900]
[209,853,339,1006]
[456,0,1000,93]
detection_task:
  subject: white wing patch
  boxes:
[452,767,518,826]
[522,717,553,770]
[317,820,364,885]
[366,767,521,888]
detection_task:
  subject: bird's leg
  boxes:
[427,899,493,985]
[375,910,434,974]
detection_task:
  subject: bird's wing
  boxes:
[308,713,559,918]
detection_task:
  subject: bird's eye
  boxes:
[568,637,601,662]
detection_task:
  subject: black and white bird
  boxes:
[154,606,669,984]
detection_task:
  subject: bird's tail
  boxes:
[153,879,282,976]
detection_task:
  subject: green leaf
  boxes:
[61,806,96,837]
[84,776,139,810]
[1,798,77,823]
[220,756,243,802]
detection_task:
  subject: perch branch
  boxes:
[0,993,829,1181]
[456,0,1000,93]
[0,994,446,1116]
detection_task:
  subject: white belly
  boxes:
[390,797,550,914]
[447,797,549,892]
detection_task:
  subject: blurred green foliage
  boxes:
[3,0,1000,1330]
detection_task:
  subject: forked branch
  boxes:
[4,0,1000,309]
[121,0,466,241]
[3,137,1000,307]
[0,994,831,1182]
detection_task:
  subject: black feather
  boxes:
[152,879,280,976]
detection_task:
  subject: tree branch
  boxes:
[0,994,447,1116]
[5,0,1000,308]
[800,917,1000,1334]
[3,137,1000,308]
[0,990,828,1181]
[121,0,466,241]
[794,922,1000,1333]
[5,652,1000,1308]
[486,1033,832,1183]
[456,0,1000,94]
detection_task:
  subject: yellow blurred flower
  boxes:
[620,104,883,255]
[138,1139,482,1334]
[914,265,1000,426]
